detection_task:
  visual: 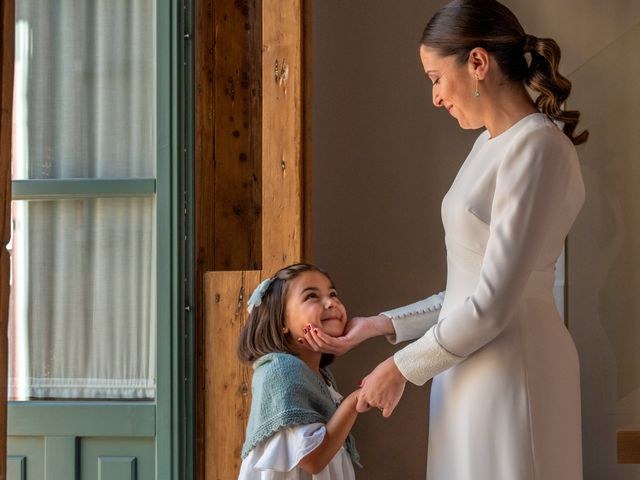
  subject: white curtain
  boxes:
[8,0,156,400]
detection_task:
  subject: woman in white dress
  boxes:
[298,1,588,478]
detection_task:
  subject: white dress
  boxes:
[238,384,355,480]
[382,113,585,480]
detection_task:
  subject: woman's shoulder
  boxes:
[490,114,578,174]
[512,113,576,152]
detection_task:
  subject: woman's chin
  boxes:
[457,117,484,131]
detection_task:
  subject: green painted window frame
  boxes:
[11,179,157,199]
[7,0,194,478]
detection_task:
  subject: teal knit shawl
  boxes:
[241,352,360,466]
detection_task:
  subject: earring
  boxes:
[474,75,480,97]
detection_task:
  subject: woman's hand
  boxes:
[356,357,407,418]
[299,314,394,356]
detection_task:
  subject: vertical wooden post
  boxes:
[204,271,260,479]
[198,1,308,478]
[211,0,262,271]
[0,1,14,478]
[261,0,303,274]
[194,1,262,477]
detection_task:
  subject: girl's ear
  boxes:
[468,47,489,80]
[282,326,289,334]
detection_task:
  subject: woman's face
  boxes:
[419,45,484,130]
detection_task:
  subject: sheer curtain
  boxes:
[8,1,156,400]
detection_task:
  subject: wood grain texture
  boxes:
[261,0,304,274]
[204,271,260,480]
[195,1,261,476]
[0,1,14,478]
[618,430,640,464]
[212,0,262,271]
[199,2,305,478]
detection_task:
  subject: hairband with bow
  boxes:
[247,277,274,313]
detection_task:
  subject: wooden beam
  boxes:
[0,1,14,478]
[198,1,306,478]
[194,1,262,477]
[194,0,262,274]
[261,0,304,274]
[212,0,262,271]
[204,271,260,479]
[618,430,640,464]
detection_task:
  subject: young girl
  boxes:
[237,263,362,479]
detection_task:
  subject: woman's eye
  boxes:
[433,77,440,85]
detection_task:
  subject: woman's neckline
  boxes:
[486,112,546,142]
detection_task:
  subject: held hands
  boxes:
[298,314,394,356]
[356,357,407,418]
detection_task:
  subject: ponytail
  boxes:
[524,35,588,145]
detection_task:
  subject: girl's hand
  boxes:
[298,388,362,474]
[298,315,394,356]
[355,357,407,418]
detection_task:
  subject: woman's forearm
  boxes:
[298,391,359,474]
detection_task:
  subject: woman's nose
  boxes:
[432,90,442,107]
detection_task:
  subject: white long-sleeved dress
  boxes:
[382,113,585,480]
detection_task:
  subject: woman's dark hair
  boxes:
[237,263,335,368]
[421,0,588,145]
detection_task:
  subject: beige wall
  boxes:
[312,1,640,479]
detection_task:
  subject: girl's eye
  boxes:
[330,291,338,298]
[305,293,318,300]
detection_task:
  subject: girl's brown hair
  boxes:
[237,263,335,368]
[421,0,588,145]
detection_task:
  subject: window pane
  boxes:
[8,198,156,400]
[13,0,156,180]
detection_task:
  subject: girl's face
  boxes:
[420,45,484,130]
[284,271,348,341]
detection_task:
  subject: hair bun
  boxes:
[523,34,538,52]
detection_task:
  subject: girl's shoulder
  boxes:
[252,353,335,392]
[253,352,303,370]
[252,352,310,382]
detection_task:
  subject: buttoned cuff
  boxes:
[381,292,445,344]
[393,326,463,386]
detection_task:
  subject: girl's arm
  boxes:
[297,390,360,475]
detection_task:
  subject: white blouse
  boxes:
[238,384,355,480]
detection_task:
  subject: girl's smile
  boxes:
[284,271,348,342]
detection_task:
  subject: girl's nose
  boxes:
[325,297,338,309]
